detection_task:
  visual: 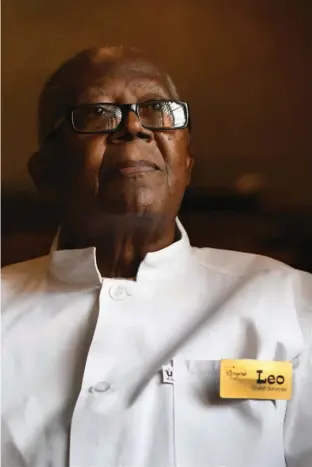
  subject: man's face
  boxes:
[45,58,193,236]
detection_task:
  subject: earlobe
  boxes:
[28,147,63,201]
[186,146,194,186]
[28,151,45,192]
[185,130,194,186]
[186,158,194,186]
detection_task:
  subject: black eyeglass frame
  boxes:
[67,100,190,134]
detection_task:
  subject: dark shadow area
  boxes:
[2,190,312,273]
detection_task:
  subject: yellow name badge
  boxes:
[220,359,292,400]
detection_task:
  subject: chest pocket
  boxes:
[172,358,285,467]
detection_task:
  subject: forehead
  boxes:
[39,54,176,143]
[71,58,172,104]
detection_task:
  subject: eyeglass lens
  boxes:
[71,101,187,132]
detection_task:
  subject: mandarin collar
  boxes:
[48,218,191,286]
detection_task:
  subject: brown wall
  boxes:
[2,0,312,210]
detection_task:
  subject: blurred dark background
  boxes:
[2,0,312,272]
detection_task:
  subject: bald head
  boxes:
[38,46,179,145]
[30,45,193,257]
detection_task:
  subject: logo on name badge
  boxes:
[220,359,292,400]
[161,362,174,384]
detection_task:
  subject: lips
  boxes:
[113,160,160,176]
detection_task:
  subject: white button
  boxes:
[90,381,111,393]
[109,285,129,301]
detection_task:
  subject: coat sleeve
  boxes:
[284,270,312,467]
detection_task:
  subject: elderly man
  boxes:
[2,46,312,467]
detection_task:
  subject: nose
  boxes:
[108,110,154,144]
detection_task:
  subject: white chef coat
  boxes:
[1,219,312,467]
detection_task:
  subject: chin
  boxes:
[98,181,167,211]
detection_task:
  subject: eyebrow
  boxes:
[77,87,111,103]
[76,94,171,107]
[76,78,171,104]
[137,93,169,102]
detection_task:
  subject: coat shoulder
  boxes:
[191,246,292,277]
[1,256,50,304]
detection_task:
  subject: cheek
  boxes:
[65,135,107,186]
[157,132,191,179]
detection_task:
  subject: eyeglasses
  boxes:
[67,100,190,134]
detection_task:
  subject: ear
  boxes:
[28,145,64,202]
[185,134,194,186]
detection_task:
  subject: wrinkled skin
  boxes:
[29,50,194,278]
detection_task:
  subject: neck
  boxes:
[58,214,178,279]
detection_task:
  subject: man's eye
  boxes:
[90,106,117,119]
[151,102,163,111]
[94,106,106,115]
